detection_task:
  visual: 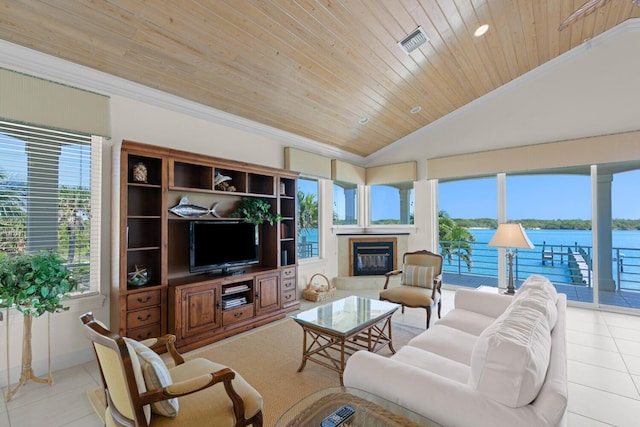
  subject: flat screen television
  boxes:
[189,220,259,276]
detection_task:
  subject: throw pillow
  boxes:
[517,274,558,303]
[401,265,434,288]
[468,304,551,408]
[124,338,179,418]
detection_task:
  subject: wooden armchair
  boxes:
[80,312,263,427]
[379,250,444,328]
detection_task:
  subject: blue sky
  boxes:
[302,168,640,221]
[439,170,640,220]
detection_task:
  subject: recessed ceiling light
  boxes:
[474,24,489,37]
[410,106,422,114]
[358,117,369,124]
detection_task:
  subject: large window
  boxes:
[333,181,358,225]
[369,183,414,225]
[438,177,495,277]
[506,171,592,292]
[0,121,101,294]
[297,177,319,259]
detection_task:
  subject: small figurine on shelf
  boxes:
[214,172,236,191]
[132,162,148,183]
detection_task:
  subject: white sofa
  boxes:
[343,275,568,427]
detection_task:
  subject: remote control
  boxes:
[320,404,355,427]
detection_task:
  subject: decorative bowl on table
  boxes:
[127,266,150,287]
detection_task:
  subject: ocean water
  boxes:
[458,228,640,289]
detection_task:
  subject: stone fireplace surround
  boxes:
[334,233,408,290]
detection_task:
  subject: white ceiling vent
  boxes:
[398,26,429,54]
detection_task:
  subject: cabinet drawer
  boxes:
[222,305,254,326]
[127,307,161,329]
[282,289,297,304]
[127,290,162,310]
[281,266,296,279]
[127,323,161,341]
[281,278,297,292]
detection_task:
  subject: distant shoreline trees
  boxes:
[453,218,640,231]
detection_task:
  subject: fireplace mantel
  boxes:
[333,226,412,236]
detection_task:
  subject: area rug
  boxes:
[86,317,422,426]
[188,317,422,426]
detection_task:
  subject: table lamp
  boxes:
[488,223,534,294]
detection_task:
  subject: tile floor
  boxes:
[1,288,640,426]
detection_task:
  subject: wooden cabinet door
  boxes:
[179,283,221,338]
[255,273,280,315]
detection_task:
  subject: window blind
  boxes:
[0,120,101,293]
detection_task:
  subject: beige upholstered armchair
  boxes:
[80,312,263,427]
[379,250,444,328]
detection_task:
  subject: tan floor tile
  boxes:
[567,307,607,325]
[567,330,618,352]
[608,325,640,343]
[568,360,639,399]
[623,353,640,376]
[615,338,640,358]
[568,342,628,372]
[602,312,640,331]
[567,411,615,426]
[568,382,640,427]
[566,318,613,337]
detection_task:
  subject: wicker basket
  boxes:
[302,273,336,302]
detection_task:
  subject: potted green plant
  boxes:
[0,250,78,400]
[232,198,282,226]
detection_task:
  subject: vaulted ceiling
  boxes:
[1,1,639,157]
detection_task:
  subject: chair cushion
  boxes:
[401,264,434,288]
[149,358,264,427]
[125,338,179,418]
[380,285,434,308]
[468,303,551,408]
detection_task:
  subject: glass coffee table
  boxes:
[291,296,400,385]
[275,386,440,426]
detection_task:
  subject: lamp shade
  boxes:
[487,223,534,250]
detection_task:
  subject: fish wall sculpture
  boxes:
[168,195,215,218]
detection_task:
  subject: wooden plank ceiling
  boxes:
[1,0,638,157]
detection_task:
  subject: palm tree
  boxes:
[0,170,26,254]
[297,190,318,240]
[439,210,475,271]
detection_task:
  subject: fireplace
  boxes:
[349,237,397,276]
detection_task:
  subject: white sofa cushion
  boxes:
[408,324,478,365]
[393,345,470,384]
[468,304,552,408]
[435,308,497,336]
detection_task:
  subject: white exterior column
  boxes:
[597,173,615,291]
